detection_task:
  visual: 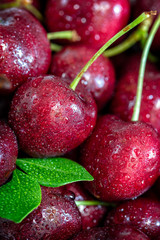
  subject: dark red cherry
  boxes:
[110,70,160,135]
[45,0,130,49]
[0,8,51,93]
[105,197,160,239]
[0,121,18,186]
[8,75,97,158]
[50,45,115,110]
[64,182,108,230]
[80,115,160,201]
[72,225,150,240]
[0,186,82,240]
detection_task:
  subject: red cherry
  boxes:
[45,0,130,49]
[105,197,160,239]
[80,115,160,201]
[9,75,97,157]
[0,8,51,93]
[0,186,82,240]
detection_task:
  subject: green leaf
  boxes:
[16,158,94,187]
[0,169,41,223]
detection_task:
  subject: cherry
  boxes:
[110,69,160,135]
[80,115,160,201]
[0,121,18,186]
[105,197,160,239]
[64,182,108,230]
[45,0,130,49]
[72,225,150,240]
[0,8,51,93]
[0,186,82,240]
[8,75,97,157]
[50,45,115,110]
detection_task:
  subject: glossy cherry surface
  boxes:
[0,8,51,93]
[50,45,115,110]
[0,121,17,186]
[80,115,160,201]
[45,0,130,49]
[9,75,97,157]
[105,197,160,239]
[0,187,82,239]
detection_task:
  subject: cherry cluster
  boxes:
[0,0,160,239]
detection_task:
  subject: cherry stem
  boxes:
[70,12,156,91]
[24,4,44,22]
[75,200,116,207]
[0,0,21,8]
[0,0,44,22]
[131,14,160,122]
[103,17,153,58]
[47,30,80,42]
[50,43,63,52]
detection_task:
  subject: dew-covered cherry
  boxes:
[0,121,18,186]
[80,115,160,201]
[8,75,97,158]
[0,186,82,240]
[45,0,130,49]
[0,8,51,93]
[105,197,160,239]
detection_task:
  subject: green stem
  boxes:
[24,4,44,22]
[47,30,80,42]
[131,14,160,122]
[103,17,153,58]
[50,43,63,52]
[0,0,21,8]
[70,12,155,91]
[75,200,116,207]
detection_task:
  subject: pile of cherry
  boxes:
[0,0,160,239]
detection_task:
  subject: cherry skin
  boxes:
[50,45,115,110]
[105,197,160,239]
[0,8,51,93]
[80,115,160,201]
[64,182,108,230]
[72,225,150,240]
[45,0,130,49]
[0,121,18,186]
[8,75,97,158]
[110,69,160,135]
[0,186,82,240]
